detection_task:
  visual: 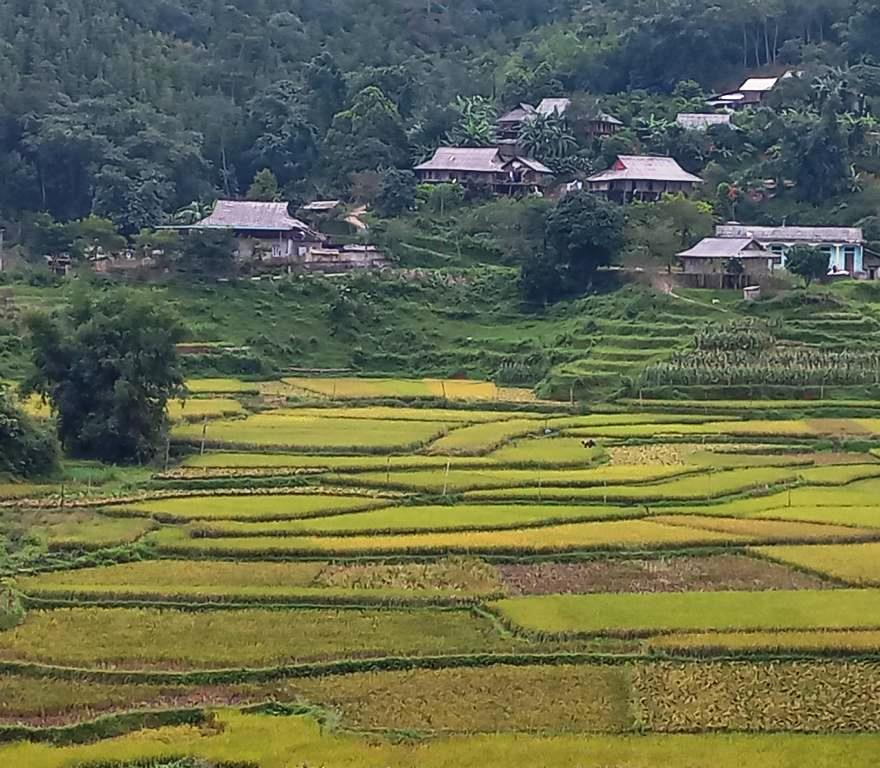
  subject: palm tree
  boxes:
[519,113,577,160]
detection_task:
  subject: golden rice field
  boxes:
[492,589,880,635]
[284,376,517,401]
[7,381,880,764]
[172,412,456,450]
[752,542,880,585]
[4,710,880,768]
[116,493,391,521]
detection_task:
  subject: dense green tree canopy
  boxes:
[23,291,186,463]
[0,0,877,238]
[0,386,59,478]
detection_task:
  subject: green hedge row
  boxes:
[0,708,206,746]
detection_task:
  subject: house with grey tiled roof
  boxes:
[414,147,552,194]
[587,155,702,202]
[175,200,324,264]
[677,237,780,288]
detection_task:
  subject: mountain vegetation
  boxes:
[0,0,879,247]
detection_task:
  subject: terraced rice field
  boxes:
[5,383,880,765]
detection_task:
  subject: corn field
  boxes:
[643,348,880,386]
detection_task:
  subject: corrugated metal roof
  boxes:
[594,111,623,125]
[716,225,864,244]
[587,155,703,183]
[676,113,732,130]
[678,237,771,259]
[301,200,341,211]
[195,201,313,232]
[536,98,571,116]
[740,77,779,92]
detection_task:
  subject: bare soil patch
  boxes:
[497,554,832,595]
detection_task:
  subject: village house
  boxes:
[181,200,324,263]
[586,155,703,202]
[707,72,794,109]
[495,103,536,141]
[495,98,622,143]
[414,147,552,194]
[676,113,734,131]
[715,224,866,276]
[677,237,780,288]
[173,200,385,272]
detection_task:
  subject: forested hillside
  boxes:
[1,0,880,235]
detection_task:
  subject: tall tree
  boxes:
[544,190,624,288]
[23,292,185,463]
[247,169,281,201]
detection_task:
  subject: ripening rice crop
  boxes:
[748,505,880,529]
[283,377,502,401]
[795,464,880,484]
[648,630,880,655]
[188,503,643,537]
[464,467,797,502]
[0,482,55,501]
[0,675,223,722]
[651,515,874,544]
[634,661,880,732]
[268,406,542,423]
[149,519,740,557]
[752,542,880,586]
[29,511,155,549]
[0,606,532,668]
[787,478,880,506]
[343,465,695,493]
[17,560,323,596]
[566,420,880,439]
[166,398,245,422]
[185,378,262,394]
[488,437,605,466]
[290,664,633,732]
[491,588,880,635]
[3,710,880,768]
[180,453,494,472]
[117,493,390,521]
[172,412,455,451]
[17,558,504,602]
[427,419,563,455]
